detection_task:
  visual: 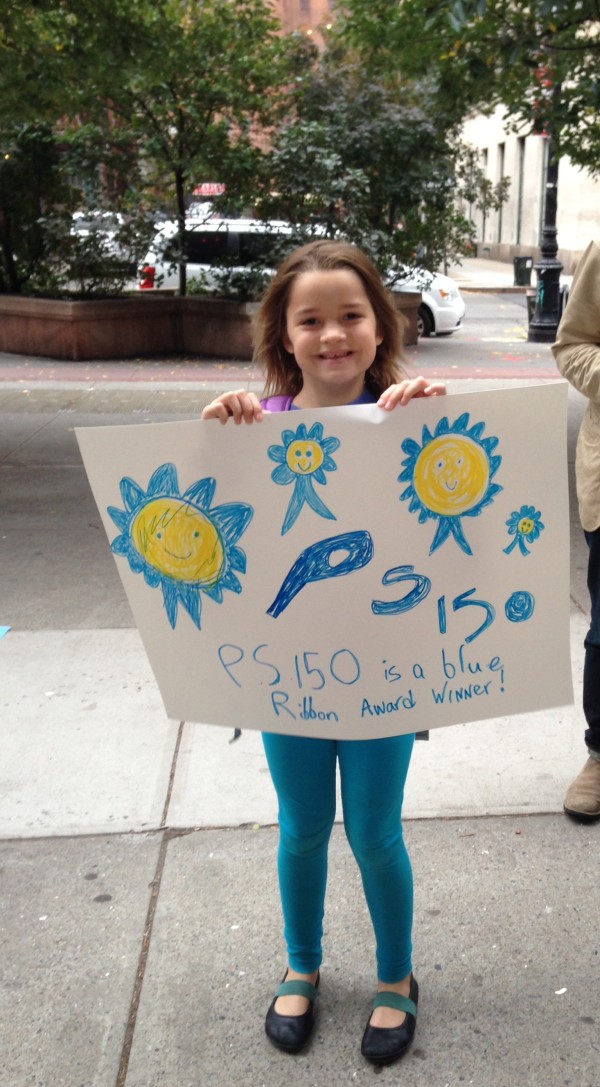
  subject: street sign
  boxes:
[193,183,226,196]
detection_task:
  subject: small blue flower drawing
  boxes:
[503,505,545,556]
[268,422,341,535]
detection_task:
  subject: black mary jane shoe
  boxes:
[265,972,320,1054]
[360,974,418,1066]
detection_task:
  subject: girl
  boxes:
[202,240,446,1065]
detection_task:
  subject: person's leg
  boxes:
[262,731,337,1013]
[338,733,415,1028]
[583,527,600,753]
[564,527,600,818]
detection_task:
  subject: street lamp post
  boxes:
[528,133,564,343]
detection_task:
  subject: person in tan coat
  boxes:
[552,239,600,820]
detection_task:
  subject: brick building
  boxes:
[272,0,336,45]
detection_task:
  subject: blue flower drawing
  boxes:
[268,422,341,535]
[107,463,253,629]
[503,505,545,556]
[398,413,502,555]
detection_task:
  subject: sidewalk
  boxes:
[444,254,529,291]
[1,289,598,1087]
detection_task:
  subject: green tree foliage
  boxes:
[53,0,305,292]
[59,0,295,201]
[0,3,76,291]
[0,0,521,298]
[0,124,69,293]
[334,0,600,173]
[257,52,478,277]
[0,0,303,294]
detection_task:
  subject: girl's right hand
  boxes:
[201,389,265,425]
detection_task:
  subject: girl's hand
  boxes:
[377,377,447,410]
[201,389,266,425]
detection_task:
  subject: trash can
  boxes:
[526,288,537,323]
[513,255,533,286]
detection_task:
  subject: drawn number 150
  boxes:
[267,530,534,645]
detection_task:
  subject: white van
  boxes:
[138,216,465,337]
[139,216,291,292]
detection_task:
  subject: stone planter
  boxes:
[179,297,259,360]
[0,295,257,362]
[0,291,420,362]
[0,295,181,361]
[392,290,420,347]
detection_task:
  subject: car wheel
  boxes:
[417,304,434,338]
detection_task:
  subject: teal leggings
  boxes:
[261,731,415,983]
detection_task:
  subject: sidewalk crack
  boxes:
[115,721,184,1086]
[115,830,169,1087]
[160,719,185,828]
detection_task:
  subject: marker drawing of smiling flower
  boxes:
[503,505,545,556]
[107,463,253,629]
[398,413,502,555]
[268,422,341,535]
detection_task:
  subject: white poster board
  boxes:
[76,383,573,739]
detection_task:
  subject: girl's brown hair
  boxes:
[253,240,408,399]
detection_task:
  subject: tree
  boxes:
[332,0,600,174]
[0,3,78,291]
[257,58,478,280]
[0,0,305,295]
[52,0,305,293]
[0,123,68,293]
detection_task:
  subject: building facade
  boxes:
[461,107,600,273]
[270,6,599,273]
[273,0,335,45]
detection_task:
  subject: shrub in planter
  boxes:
[26,211,155,299]
[187,263,272,303]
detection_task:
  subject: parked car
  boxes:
[70,209,154,283]
[71,211,127,254]
[138,218,466,337]
[392,268,466,338]
[138,216,292,293]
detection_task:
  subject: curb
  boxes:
[458,285,529,294]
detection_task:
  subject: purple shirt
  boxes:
[260,389,377,411]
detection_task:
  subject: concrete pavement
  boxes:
[445,254,536,292]
[1,282,599,1087]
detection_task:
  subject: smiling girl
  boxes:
[202,240,445,1065]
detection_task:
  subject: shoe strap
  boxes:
[373,991,417,1017]
[276,979,318,1001]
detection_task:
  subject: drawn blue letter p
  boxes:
[267,530,374,618]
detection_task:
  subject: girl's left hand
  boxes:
[377,377,447,409]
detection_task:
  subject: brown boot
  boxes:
[564,756,600,820]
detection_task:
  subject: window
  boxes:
[238,231,280,263]
[185,230,237,264]
[497,142,505,242]
[516,137,526,245]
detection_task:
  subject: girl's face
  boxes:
[283,268,383,407]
